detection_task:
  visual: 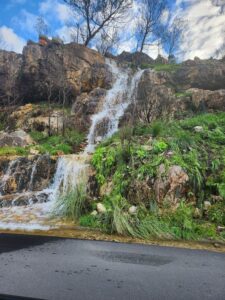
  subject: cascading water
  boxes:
[0,59,144,231]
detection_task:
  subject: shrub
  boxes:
[79,215,100,228]
[208,202,225,226]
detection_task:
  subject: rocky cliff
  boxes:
[0,43,225,130]
[0,42,112,105]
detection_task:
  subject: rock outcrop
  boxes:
[0,130,34,147]
[0,42,112,106]
[0,155,56,196]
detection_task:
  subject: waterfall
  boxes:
[0,59,144,231]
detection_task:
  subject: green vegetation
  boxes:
[53,184,87,220]
[175,91,193,98]
[140,63,181,73]
[82,112,225,241]
[0,146,29,156]
[30,129,85,155]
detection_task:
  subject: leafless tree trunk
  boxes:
[136,0,167,53]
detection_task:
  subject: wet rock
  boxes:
[0,155,56,195]
[71,88,108,131]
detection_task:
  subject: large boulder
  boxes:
[154,164,189,206]
[0,130,34,147]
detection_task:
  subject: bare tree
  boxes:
[44,78,54,136]
[35,16,49,38]
[162,17,186,61]
[136,0,167,53]
[58,69,72,136]
[64,0,132,46]
[96,29,119,55]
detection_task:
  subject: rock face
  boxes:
[1,45,225,132]
[0,42,112,106]
[117,51,155,65]
[154,164,189,206]
[0,155,56,196]
[186,89,225,112]
[0,50,22,104]
[170,59,225,91]
[71,88,107,131]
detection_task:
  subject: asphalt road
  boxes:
[0,234,224,300]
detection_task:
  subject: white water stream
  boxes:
[0,59,144,231]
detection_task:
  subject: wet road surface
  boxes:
[0,233,225,300]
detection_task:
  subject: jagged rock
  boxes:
[154,164,189,206]
[97,203,106,214]
[0,155,56,195]
[0,191,49,208]
[127,179,153,206]
[0,42,112,107]
[124,70,175,124]
[0,130,34,147]
[117,51,155,66]
[170,59,225,90]
[71,88,107,131]
[187,88,225,112]
[0,50,22,105]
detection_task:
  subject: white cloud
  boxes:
[12,9,38,34]
[39,0,73,23]
[175,0,225,60]
[0,26,26,53]
[56,25,75,43]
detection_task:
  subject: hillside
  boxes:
[0,42,224,242]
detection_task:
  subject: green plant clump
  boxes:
[30,129,85,155]
[88,113,225,241]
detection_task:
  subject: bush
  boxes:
[30,129,85,155]
[208,202,225,226]
[79,215,100,228]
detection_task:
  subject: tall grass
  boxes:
[54,183,87,220]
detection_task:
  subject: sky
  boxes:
[0,0,225,60]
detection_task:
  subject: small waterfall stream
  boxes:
[0,59,144,231]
